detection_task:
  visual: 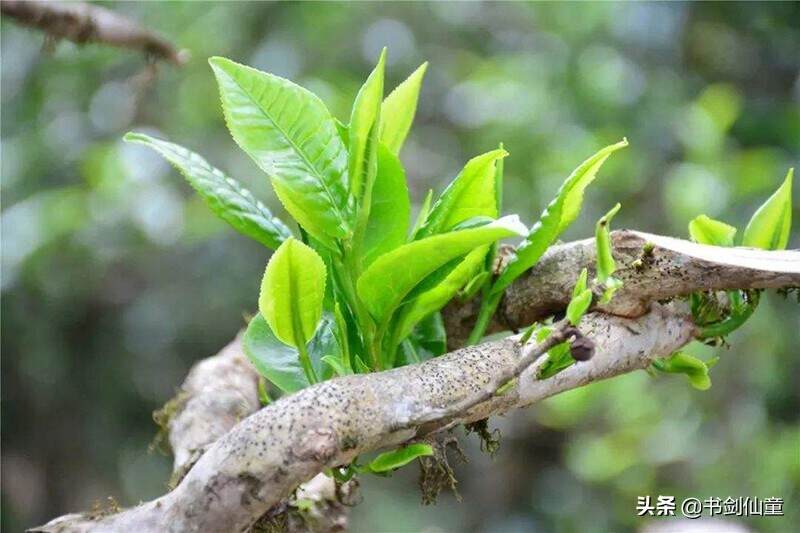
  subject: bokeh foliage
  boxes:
[2,2,798,532]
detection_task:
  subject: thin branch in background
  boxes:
[1,0,189,65]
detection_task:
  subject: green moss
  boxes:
[465,418,501,457]
[150,390,189,456]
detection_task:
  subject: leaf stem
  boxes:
[297,342,318,384]
[334,248,380,371]
[467,290,502,345]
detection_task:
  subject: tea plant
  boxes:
[126,49,792,472]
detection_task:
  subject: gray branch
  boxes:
[31,231,799,532]
[1,0,189,65]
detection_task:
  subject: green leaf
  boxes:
[494,142,505,214]
[461,270,491,301]
[243,313,339,393]
[394,245,489,341]
[411,189,434,238]
[368,443,434,473]
[357,216,527,324]
[349,48,386,201]
[654,352,712,391]
[538,341,574,379]
[566,288,592,326]
[332,303,351,371]
[209,57,351,248]
[361,144,410,267]
[595,203,621,282]
[742,168,793,250]
[380,62,428,155]
[492,139,628,294]
[353,355,371,374]
[572,268,589,298]
[259,238,326,348]
[688,215,736,247]
[124,133,292,249]
[321,354,351,377]
[398,312,447,366]
[416,149,507,238]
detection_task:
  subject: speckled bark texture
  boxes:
[501,230,800,328]
[167,334,260,475]
[32,232,800,532]
[161,334,351,532]
[444,230,800,347]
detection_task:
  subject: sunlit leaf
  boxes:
[566,288,592,326]
[742,168,793,250]
[688,214,736,247]
[411,189,434,239]
[380,62,427,155]
[361,144,410,267]
[349,49,386,201]
[595,203,621,282]
[416,149,507,238]
[259,238,326,348]
[357,216,526,324]
[209,57,351,248]
[124,133,292,249]
[492,139,628,294]
[572,268,589,298]
[394,245,489,342]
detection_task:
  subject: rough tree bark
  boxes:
[32,231,800,532]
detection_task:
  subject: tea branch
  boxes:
[32,232,799,532]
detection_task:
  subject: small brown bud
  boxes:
[570,336,595,361]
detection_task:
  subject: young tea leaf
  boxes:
[595,203,621,282]
[688,214,736,247]
[349,48,386,201]
[654,352,712,391]
[492,139,628,295]
[572,267,589,298]
[357,216,527,324]
[244,313,339,393]
[742,168,793,250]
[394,245,489,342]
[411,189,434,239]
[259,238,326,349]
[380,62,428,155]
[368,443,434,473]
[209,57,351,248]
[124,133,293,249]
[566,288,592,326]
[361,144,411,268]
[416,149,507,238]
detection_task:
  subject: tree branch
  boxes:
[1,0,188,65]
[443,230,800,347]
[32,231,799,532]
[157,334,353,531]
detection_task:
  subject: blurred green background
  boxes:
[2,2,799,532]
